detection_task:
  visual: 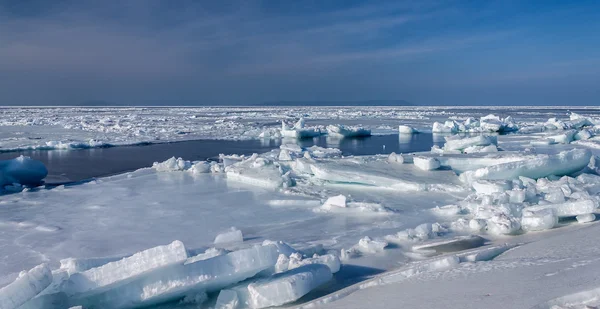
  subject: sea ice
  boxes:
[215,289,239,309]
[526,199,597,217]
[70,244,283,308]
[0,264,52,309]
[214,227,244,244]
[398,125,417,134]
[387,152,404,164]
[152,157,192,172]
[63,240,188,296]
[576,213,596,223]
[326,124,371,138]
[0,156,47,187]
[228,264,332,309]
[413,156,441,171]
[443,135,497,152]
[521,208,558,231]
[459,149,592,184]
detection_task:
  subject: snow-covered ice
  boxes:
[1,106,600,309]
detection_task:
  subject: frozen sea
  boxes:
[1,106,600,309]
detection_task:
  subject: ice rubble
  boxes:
[432,172,600,236]
[7,239,340,309]
[432,114,517,133]
[64,243,297,308]
[326,124,371,138]
[281,119,321,139]
[0,156,47,188]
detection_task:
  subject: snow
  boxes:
[0,156,47,187]
[214,227,244,244]
[0,264,52,309]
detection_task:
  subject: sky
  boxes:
[0,0,599,106]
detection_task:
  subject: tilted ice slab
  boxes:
[63,240,188,296]
[69,244,283,308]
[225,264,333,309]
[0,264,52,309]
[308,157,462,192]
[0,156,47,187]
[459,149,592,184]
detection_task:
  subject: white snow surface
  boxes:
[2,106,600,309]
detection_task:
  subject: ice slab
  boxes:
[0,264,52,309]
[214,289,239,309]
[521,208,558,231]
[70,244,283,308]
[326,125,371,138]
[214,227,244,244]
[413,157,440,171]
[526,199,597,217]
[60,256,126,275]
[398,125,417,134]
[226,155,291,189]
[63,240,188,296]
[443,135,497,152]
[0,156,47,187]
[231,264,332,309]
[576,213,596,223]
[459,149,592,184]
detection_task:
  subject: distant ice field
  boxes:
[0,106,598,152]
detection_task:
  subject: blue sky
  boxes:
[0,0,599,105]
